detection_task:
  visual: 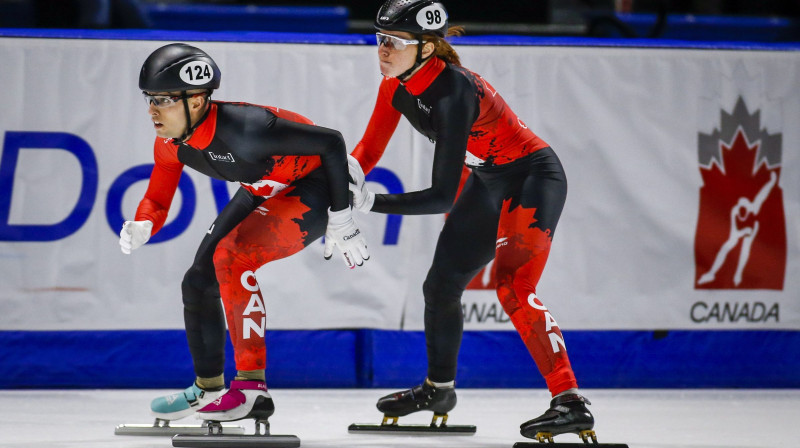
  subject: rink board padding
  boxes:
[1,329,799,388]
[0,330,359,388]
[365,329,800,388]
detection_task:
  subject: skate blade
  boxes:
[348,423,476,435]
[513,443,629,447]
[115,423,245,436]
[172,434,300,447]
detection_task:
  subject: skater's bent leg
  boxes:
[203,241,272,423]
[213,183,327,375]
[199,184,326,422]
[495,157,577,396]
[182,188,263,381]
[424,176,498,383]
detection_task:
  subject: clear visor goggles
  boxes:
[376,32,421,51]
[143,92,183,108]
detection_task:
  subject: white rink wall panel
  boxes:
[0,36,798,336]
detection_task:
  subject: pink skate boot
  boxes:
[196,380,275,422]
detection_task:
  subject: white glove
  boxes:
[347,154,365,187]
[349,182,375,213]
[119,220,153,254]
[323,207,369,268]
[347,155,374,213]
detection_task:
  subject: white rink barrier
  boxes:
[0,33,798,335]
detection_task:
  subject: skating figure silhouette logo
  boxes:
[694,97,786,290]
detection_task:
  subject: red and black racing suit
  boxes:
[351,57,577,396]
[134,101,349,374]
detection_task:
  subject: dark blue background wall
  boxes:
[1,329,797,389]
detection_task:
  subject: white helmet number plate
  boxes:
[416,3,447,31]
[180,61,214,86]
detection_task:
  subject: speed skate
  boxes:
[116,383,245,436]
[173,380,299,447]
[515,393,627,447]
[350,380,476,435]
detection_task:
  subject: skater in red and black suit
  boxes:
[347,1,596,442]
[120,43,369,423]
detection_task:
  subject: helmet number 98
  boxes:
[416,4,446,30]
[180,61,214,86]
[425,10,441,25]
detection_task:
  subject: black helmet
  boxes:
[375,0,448,37]
[139,43,221,93]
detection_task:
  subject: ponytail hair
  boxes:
[424,25,465,66]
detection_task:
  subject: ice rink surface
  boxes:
[0,388,794,448]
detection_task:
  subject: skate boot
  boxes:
[520,393,596,443]
[196,380,275,423]
[377,379,457,426]
[150,382,224,421]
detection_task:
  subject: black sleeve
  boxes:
[264,117,350,212]
[371,89,478,215]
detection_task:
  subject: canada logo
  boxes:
[694,96,786,290]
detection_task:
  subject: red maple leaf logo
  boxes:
[695,129,786,289]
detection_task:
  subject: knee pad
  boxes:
[182,265,219,310]
[423,268,471,307]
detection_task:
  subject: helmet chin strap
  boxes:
[399,37,433,82]
[178,91,211,142]
[178,92,192,141]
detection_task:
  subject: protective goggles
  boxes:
[376,32,420,51]
[142,92,183,108]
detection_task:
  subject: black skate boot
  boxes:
[377,379,457,426]
[520,393,596,443]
